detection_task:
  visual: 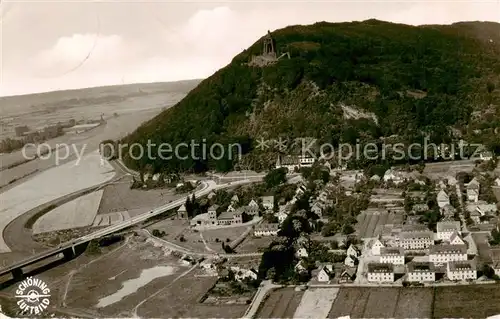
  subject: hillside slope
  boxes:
[122,20,500,173]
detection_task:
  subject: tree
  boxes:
[86,240,101,255]
[264,168,287,188]
[481,264,495,279]
[321,222,338,237]
[342,223,355,235]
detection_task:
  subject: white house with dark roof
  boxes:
[448,231,465,245]
[339,268,356,283]
[217,208,243,226]
[437,221,461,241]
[466,178,480,202]
[317,264,334,282]
[178,204,188,219]
[437,190,450,209]
[407,262,435,282]
[379,247,405,265]
[429,244,467,264]
[347,245,360,258]
[495,177,500,187]
[371,238,385,256]
[276,155,300,172]
[231,194,239,204]
[367,263,394,283]
[247,199,260,216]
[261,195,274,211]
[447,260,477,281]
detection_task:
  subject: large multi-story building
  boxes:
[367,263,394,283]
[217,208,243,226]
[407,262,435,282]
[447,260,477,281]
[379,247,405,265]
[399,231,434,250]
[429,244,467,264]
[436,221,461,241]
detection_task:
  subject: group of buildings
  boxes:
[363,170,500,284]
[180,194,275,228]
[365,220,483,283]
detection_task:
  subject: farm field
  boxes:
[328,287,434,318]
[236,235,274,253]
[256,287,304,318]
[0,151,115,252]
[423,159,475,180]
[356,211,403,238]
[63,239,195,317]
[434,285,500,318]
[33,190,104,234]
[97,178,181,215]
[294,288,339,319]
[327,286,500,318]
[147,219,256,254]
[1,232,246,318]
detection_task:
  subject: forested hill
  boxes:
[122,20,500,174]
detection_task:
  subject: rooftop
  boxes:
[208,204,219,211]
[262,195,274,203]
[400,231,433,240]
[407,262,435,273]
[447,260,476,272]
[367,263,394,273]
[279,155,300,165]
[436,221,460,233]
[401,224,429,232]
[430,244,467,255]
[255,223,279,231]
[380,247,404,256]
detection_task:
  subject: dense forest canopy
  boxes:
[121,20,500,174]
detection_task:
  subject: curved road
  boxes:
[2,161,131,254]
[0,176,257,272]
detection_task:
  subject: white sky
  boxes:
[0,0,498,96]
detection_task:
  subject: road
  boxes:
[2,161,130,254]
[455,182,468,232]
[142,229,262,258]
[242,280,282,319]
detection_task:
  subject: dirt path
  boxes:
[199,232,216,253]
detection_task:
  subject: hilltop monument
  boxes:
[249,31,290,67]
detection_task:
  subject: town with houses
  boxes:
[167,150,500,291]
